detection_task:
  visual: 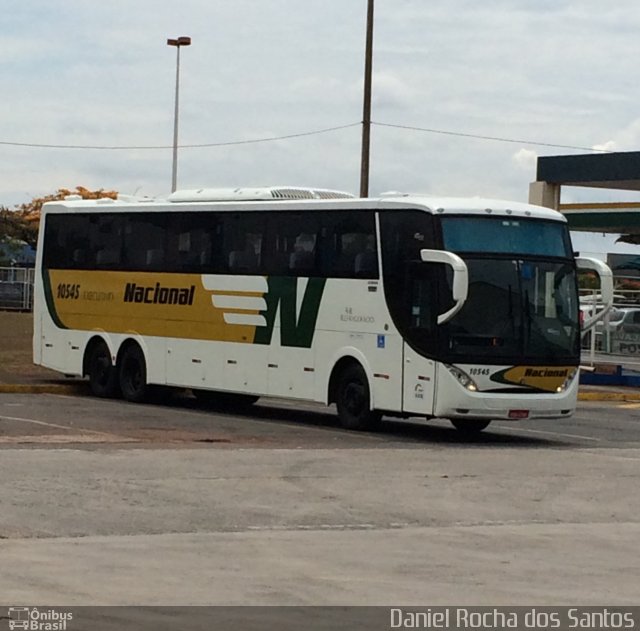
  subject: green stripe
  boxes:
[254,277,326,348]
[42,269,67,329]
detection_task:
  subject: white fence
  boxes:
[0,266,34,311]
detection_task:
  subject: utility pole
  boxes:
[360,0,374,198]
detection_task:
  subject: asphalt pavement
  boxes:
[1,364,639,606]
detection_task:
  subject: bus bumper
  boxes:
[432,365,580,421]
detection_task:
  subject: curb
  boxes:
[578,391,640,402]
[0,382,637,402]
[0,383,87,395]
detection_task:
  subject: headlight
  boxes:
[445,364,478,391]
[556,368,578,393]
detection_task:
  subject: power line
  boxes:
[0,123,361,150]
[0,120,610,153]
[372,121,610,153]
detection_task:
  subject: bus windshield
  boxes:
[433,216,580,362]
[441,216,573,257]
[443,257,580,363]
[381,211,580,363]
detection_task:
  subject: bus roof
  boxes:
[41,187,566,222]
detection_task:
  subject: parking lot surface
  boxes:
[1,392,639,605]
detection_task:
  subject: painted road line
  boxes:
[0,414,125,439]
[494,425,602,442]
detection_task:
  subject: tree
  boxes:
[0,187,118,249]
[0,207,38,249]
[15,186,118,224]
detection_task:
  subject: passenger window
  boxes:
[44,214,92,269]
[168,212,220,273]
[122,213,167,271]
[322,211,378,278]
[224,214,266,274]
[265,213,320,276]
[91,214,124,270]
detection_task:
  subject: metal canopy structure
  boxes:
[529,151,640,242]
[537,151,640,191]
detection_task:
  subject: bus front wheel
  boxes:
[450,419,491,436]
[119,344,149,403]
[335,364,381,431]
[87,341,118,398]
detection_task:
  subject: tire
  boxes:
[87,341,118,398]
[193,389,259,410]
[450,419,491,436]
[119,344,149,403]
[335,363,381,431]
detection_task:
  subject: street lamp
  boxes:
[167,36,191,193]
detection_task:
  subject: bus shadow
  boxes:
[177,394,566,448]
[377,418,567,447]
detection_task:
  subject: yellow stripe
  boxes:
[48,270,262,343]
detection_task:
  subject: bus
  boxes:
[33,186,613,434]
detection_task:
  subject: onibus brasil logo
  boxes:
[6,608,72,631]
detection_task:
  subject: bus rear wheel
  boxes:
[87,341,118,398]
[335,364,381,431]
[450,419,491,436]
[119,344,149,403]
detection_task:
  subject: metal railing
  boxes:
[0,266,34,311]
[580,287,640,363]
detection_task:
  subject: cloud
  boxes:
[593,119,640,152]
[512,148,538,171]
[592,140,618,152]
[372,73,415,109]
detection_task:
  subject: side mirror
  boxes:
[575,256,614,332]
[420,249,469,324]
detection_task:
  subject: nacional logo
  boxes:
[123,282,195,306]
[491,365,576,393]
[523,368,569,378]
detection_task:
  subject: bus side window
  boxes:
[43,214,93,269]
[354,235,377,276]
[322,211,377,279]
[43,215,67,268]
[228,246,258,272]
[167,212,219,273]
[288,233,316,273]
[224,213,265,275]
[91,214,124,270]
[262,212,319,276]
[122,213,167,271]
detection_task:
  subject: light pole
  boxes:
[167,36,191,193]
[360,0,374,198]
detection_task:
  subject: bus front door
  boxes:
[402,264,437,416]
[402,344,436,416]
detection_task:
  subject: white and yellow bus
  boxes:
[33,187,612,434]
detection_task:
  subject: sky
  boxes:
[3,0,640,255]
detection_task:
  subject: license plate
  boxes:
[508,409,529,419]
